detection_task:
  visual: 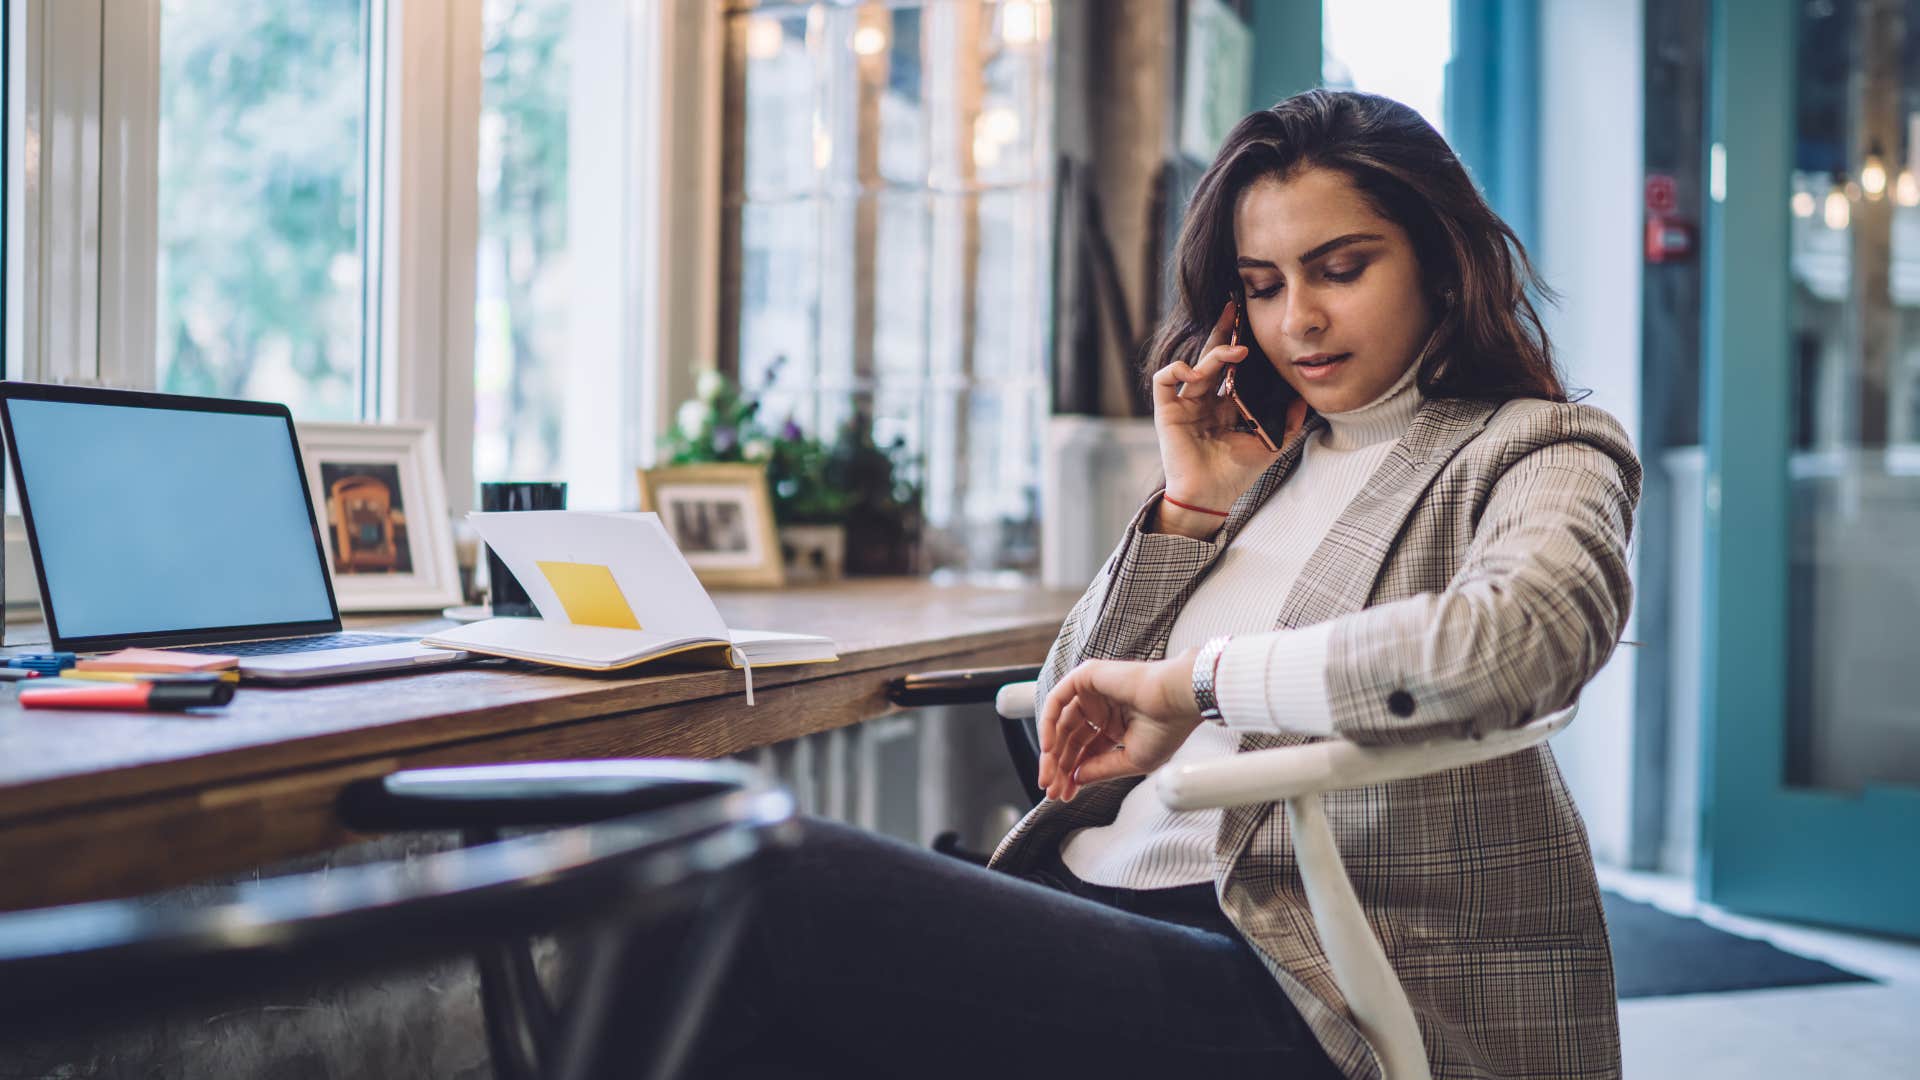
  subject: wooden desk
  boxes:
[0,579,1077,911]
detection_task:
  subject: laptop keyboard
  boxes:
[172,633,404,657]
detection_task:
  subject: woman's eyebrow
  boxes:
[1236,232,1386,271]
[1298,232,1384,264]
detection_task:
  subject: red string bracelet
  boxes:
[1163,494,1229,518]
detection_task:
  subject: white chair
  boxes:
[996,680,1576,1080]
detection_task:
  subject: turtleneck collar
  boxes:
[1315,360,1424,450]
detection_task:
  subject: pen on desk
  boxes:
[20,681,235,711]
[0,668,40,681]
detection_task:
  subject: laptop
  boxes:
[0,381,469,683]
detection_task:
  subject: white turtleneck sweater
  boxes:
[1058,362,1426,889]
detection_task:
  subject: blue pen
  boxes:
[3,652,77,674]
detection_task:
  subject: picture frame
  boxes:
[295,421,463,612]
[636,462,786,588]
[1178,0,1253,163]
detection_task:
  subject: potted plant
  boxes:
[764,418,854,582]
[825,411,923,576]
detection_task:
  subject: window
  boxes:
[471,0,661,511]
[1780,0,1920,790]
[13,0,689,527]
[1321,0,1452,137]
[723,0,1054,573]
[155,0,384,419]
[473,0,569,488]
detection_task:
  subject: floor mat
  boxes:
[1605,891,1874,998]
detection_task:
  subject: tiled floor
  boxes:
[1599,866,1920,1078]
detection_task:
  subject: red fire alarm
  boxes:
[1643,173,1694,263]
[1645,215,1696,263]
[1645,174,1678,215]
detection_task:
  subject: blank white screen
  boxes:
[8,398,336,640]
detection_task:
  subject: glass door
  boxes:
[1701,0,1920,937]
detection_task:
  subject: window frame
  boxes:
[13,0,718,518]
[6,0,723,607]
[13,0,109,387]
[382,0,481,511]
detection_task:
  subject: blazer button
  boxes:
[1387,690,1416,717]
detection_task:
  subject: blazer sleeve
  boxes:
[1322,423,1640,746]
[1033,493,1222,705]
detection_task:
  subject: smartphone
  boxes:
[1221,288,1299,452]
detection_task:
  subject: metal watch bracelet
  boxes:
[1191,634,1233,725]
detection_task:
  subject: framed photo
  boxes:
[296,421,462,612]
[1178,0,1253,163]
[637,462,785,588]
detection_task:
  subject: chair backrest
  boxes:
[1155,705,1578,1080]
[0,759,797,1080]
[996,674,1579,1080]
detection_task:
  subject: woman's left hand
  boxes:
[1037,648,1204,802]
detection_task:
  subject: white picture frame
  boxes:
[295,421,462,612]
[636,463,785,588]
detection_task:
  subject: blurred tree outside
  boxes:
[156,0,574,457]
[156,0,369,417]
[473,0,571,482]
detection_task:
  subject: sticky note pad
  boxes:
[537,561,642,630]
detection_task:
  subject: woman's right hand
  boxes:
[1149,301,1291,534]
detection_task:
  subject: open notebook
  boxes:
[421,512,836,690]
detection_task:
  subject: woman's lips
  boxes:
[1292,353,1350,380]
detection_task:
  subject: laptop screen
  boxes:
[5,393,338,644]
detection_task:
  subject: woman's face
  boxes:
[1231,167,1436,414]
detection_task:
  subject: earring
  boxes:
[1439,287,1457,307]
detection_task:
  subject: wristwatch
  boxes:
[1191,634,1233,725]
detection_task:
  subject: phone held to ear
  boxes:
[1220,291,1300,453]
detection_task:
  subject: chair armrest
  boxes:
[886,665,1043,708]
[995,680,1038,720]
[1156,706,1576,811]
[885,674,1045,807]
[338,759,766,832]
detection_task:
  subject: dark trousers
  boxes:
[691,817,1341,1079]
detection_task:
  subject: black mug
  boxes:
[480,481,567,617]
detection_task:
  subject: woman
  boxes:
[696,90,1636,1080]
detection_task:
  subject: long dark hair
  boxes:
[1146,90,1566,403]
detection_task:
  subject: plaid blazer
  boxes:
[989,396,1641,1080]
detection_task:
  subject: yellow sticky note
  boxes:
[536,561,642,630]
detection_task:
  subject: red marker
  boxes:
[20,681,235,711]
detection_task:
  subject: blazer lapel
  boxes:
[1082,415,1327,666]
[995,417,1333,861]
[1217,397,1502,867]
[1218,414,1326,549]
[1272,396,1500,628]
[1006,398,1505,869]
